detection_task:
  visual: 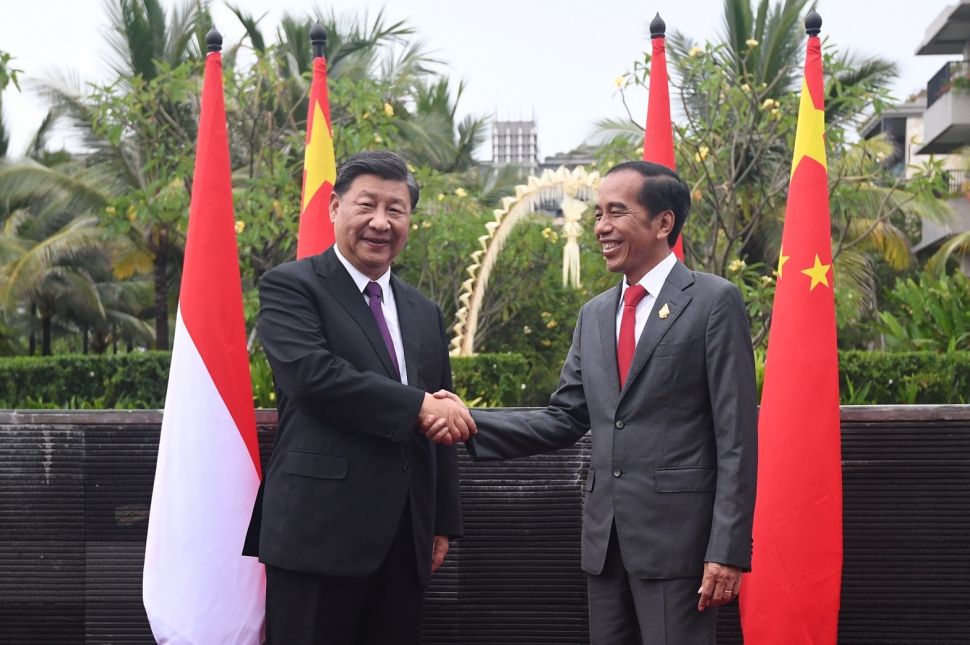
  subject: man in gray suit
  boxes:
[427,161,757,644]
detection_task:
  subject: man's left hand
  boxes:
[431,535,449,573]
[697,562,742,611]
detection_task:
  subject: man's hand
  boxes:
[697,562,742,611]
[419,391,476,444]
[431,535,449,573]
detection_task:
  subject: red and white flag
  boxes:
[143,36,265,643]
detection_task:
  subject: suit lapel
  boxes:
[391,275,421,387]
[619,262,694,403]
[312,248,400,380]
[596,282,623,395]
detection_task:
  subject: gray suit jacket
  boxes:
[468,261,757,579]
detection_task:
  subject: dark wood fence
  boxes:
[1,406,968,644]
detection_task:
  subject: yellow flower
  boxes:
[728,259,746,273]
[540,311,552,319]
[269,392,275,401]
[383,102,394,117]
[373,134,383,143]
[105,206,116,215]
[539,339,552,348]
[411,223,419,230]
[421,220,432,229]
[692,189,703,201]
[362,111,371,120]
[771,108,780,119]
[541,227,559,243]
[235,220,245,234]
[761,98,777,110]
[740,83,750,93]
[689,46,703,58]
[437,193,445,201]
[761,275,774,286]
[523,325,533,335]
[614,75,626,89]
[546,319,558,330]
[694,145,709,162]
[746,38,759,48]
[455,187,467,197]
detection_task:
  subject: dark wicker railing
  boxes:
[1,406,969,643]
[927,60,970,108]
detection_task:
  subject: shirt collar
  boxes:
[333,245,393,299]
[619,252,677,304]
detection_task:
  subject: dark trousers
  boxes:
[265,506,424,645]
[586,524,717,645]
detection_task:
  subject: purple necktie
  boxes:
[364,281,401,380]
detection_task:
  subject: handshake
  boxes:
[418,390,476,445]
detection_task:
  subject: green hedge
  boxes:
[1,350,967,409]
[839,350,970,404]
[0,351,530,409]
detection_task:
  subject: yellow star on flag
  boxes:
[800,254,831,291]
[302,101,337,210]
[790,78,827,178]
[777,248,790,279]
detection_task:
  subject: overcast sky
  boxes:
[0,0,959,159]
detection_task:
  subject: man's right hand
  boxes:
[419,391,476,445]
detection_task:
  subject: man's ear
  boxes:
[329,191,339,223]
[656,210,675,239]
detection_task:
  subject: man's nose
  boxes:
[368,209,391,230]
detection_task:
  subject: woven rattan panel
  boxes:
[0,407,967,643]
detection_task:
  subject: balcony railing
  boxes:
[927,60,970,108]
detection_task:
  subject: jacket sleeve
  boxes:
[257,267,425,442]
[432,306,463,538]
[467,305,591,461]
[703,284,759,570]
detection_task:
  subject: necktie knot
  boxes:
[364,281,382,300]
[623,284,648,308]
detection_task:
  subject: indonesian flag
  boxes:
[296,55,337,258]
[143,45,265,643]
[642,13,684,261]
[739,16,843,644]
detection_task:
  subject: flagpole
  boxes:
[311,21,326,59]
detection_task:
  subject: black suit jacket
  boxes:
[244,248,462,587]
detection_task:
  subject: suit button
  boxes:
[402,465,410,474]
[615,420,624,429]
[612,469,622,478]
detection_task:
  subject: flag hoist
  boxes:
[642,13,684,261]
[296,22,337,259]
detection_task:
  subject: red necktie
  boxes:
[617,284,648,388]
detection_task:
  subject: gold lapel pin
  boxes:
[658,303,670,319]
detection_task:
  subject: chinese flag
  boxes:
[143,34,265,643]
[739,14,842,645]
[642,14,683,261]
[296,55,337,259]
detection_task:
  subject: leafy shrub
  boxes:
[839,350,970,404]
[878,272,970,351]
[0,351,530,409]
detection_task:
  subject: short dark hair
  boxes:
[333,150,420,210]
[605,160,689,247]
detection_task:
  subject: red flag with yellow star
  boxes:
[296,55,337,259]
[739,14,842,645]
[642,13,683,261]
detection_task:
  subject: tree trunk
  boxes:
[154,239,169,350]
[41,313,52,356]
[28,304,37,355]
[82,327,89,354]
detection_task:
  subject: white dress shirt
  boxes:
[333,246,409,384]
[615,252,678,345]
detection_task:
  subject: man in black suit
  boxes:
[246,150,475,645]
